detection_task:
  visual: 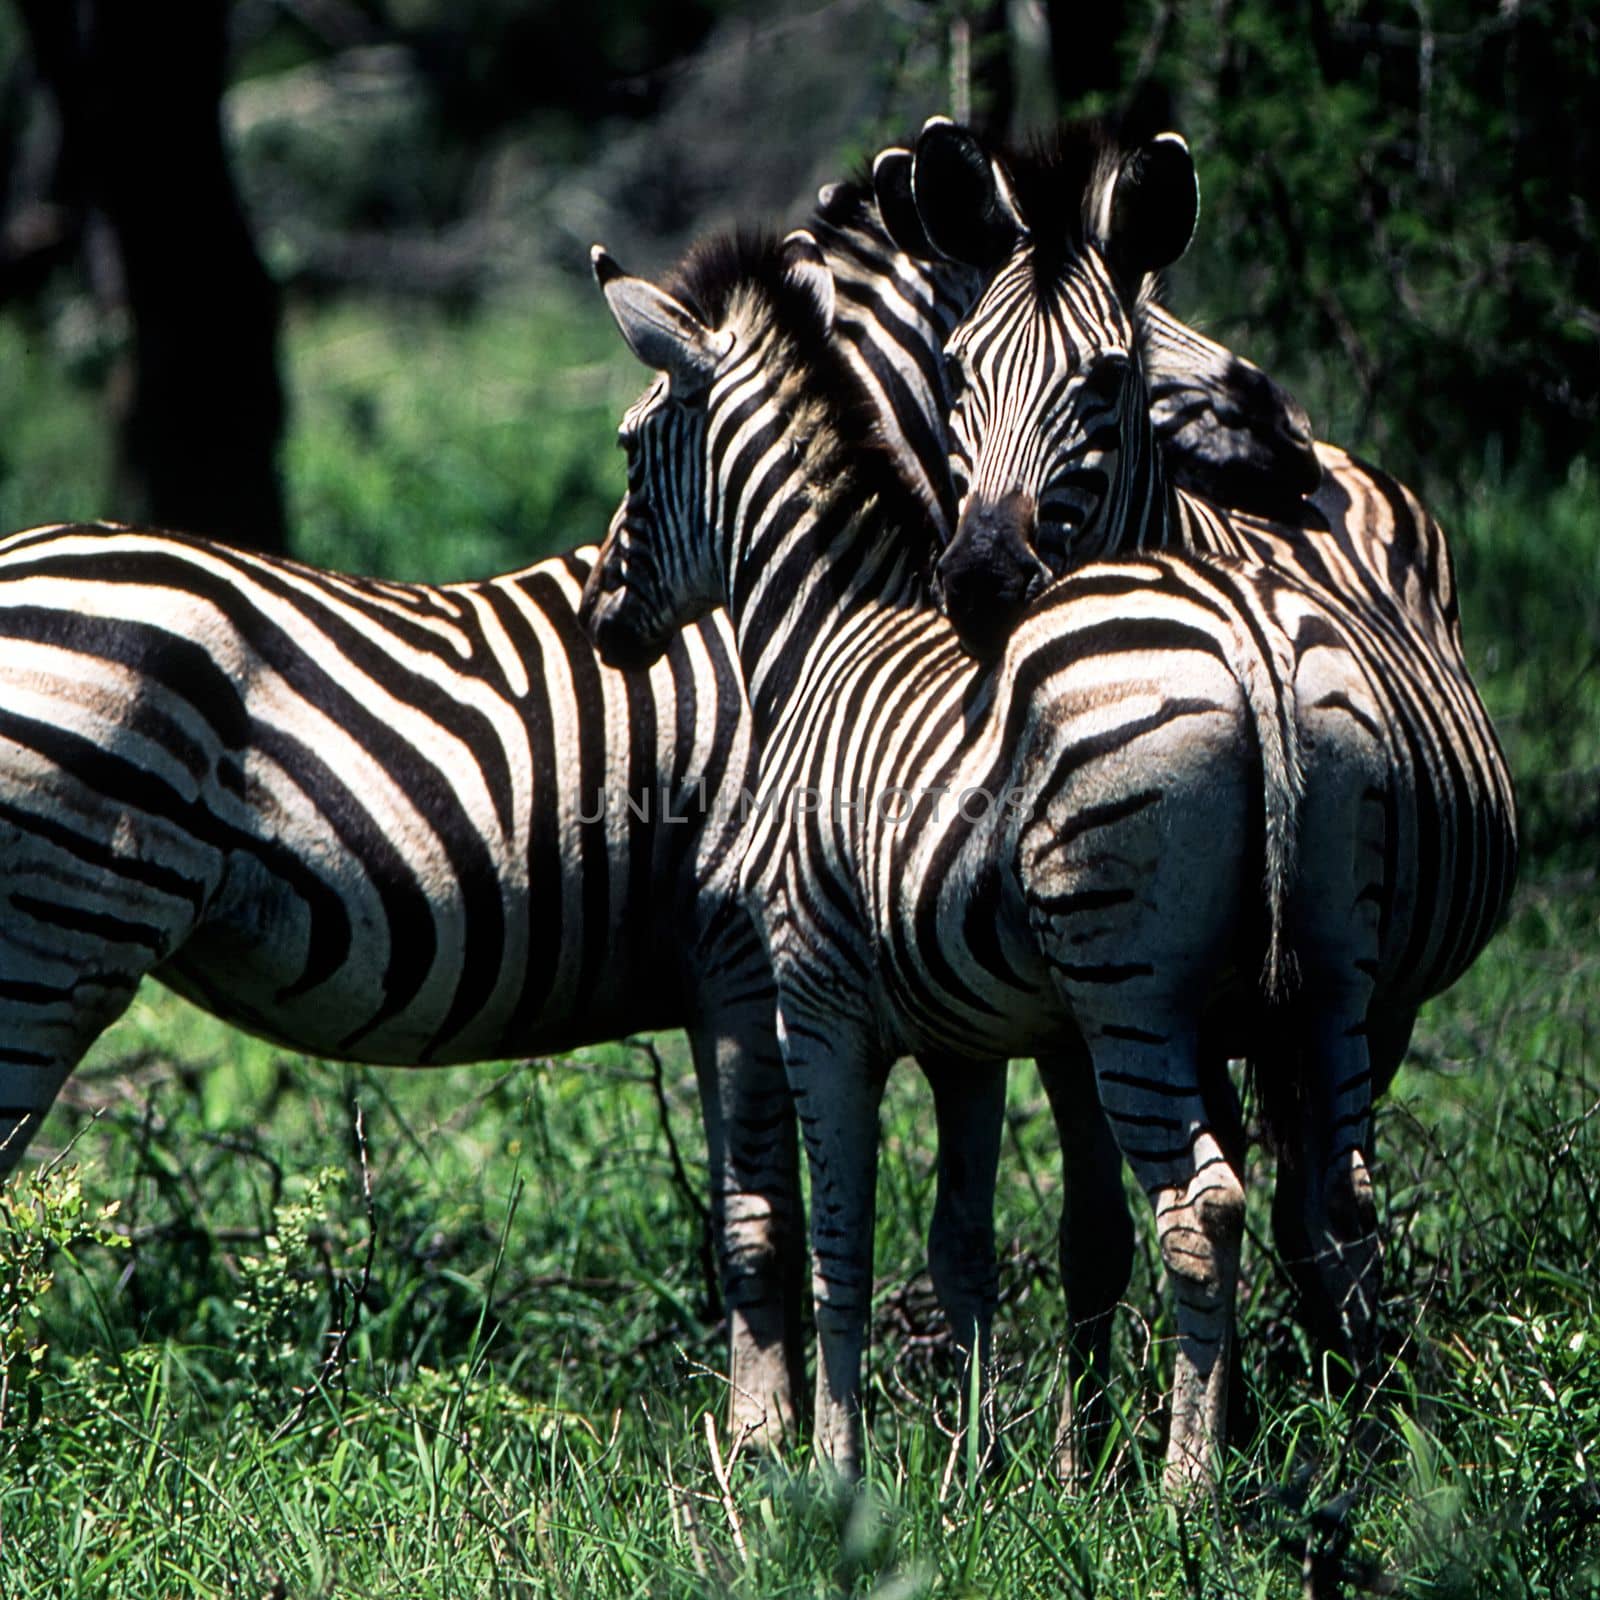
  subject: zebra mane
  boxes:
[665,227,940,558]
[993,120,1129,285]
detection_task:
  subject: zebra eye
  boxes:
[942,352,967,402]
[1078,355,1132,405]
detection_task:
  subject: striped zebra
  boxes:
[0,180,1330,1477]
[809,169,1351,1468]
[881,117,1518,1369]
[0,523,805,1444]
[578,226,1388,1490]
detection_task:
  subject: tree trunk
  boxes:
[14,0,287,552]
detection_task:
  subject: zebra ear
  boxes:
[781,229,837,335]
[1105,133,1199,278]
[911,116,1026,267]
[871,147,939,260]
[591,244,732,397]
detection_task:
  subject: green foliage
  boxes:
[0,1162,126,1458]
[0,834,1592,1593]
[1136,0,1600,482]
[1443,454,1599,872]
[284,290,637,582]
[0,315,116,533]
[230,1165,347,1392]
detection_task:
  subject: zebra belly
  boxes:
[151,815,696,1066]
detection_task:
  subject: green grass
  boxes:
[3,882,1596,1597]
[1,283,1597,1595]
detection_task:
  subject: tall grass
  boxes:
[0,282,1596,1596]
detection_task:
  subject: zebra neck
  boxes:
[718,424,929,738]
[1079,393,1174,559]
[1170,486,1256,561]
[811,198,979,538]
[701,294,940,737]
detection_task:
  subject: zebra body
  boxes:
[810,169,1372,1470]
[0,170,1335,1467]
[0,521,801,1441]
[1223,445,1516,1009]
[579,230,1385,1488]
[890,117,1517,1381]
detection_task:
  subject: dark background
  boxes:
[1,0,1594,550]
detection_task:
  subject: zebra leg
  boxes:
[778,998,890,1479]
[1271,687,1388,1384]
[1086,1028,1246,1497]
[1035,1041,1134,1480]
[1268,1027,1380,1384]
[0,926,149,1179]
[0,1050,76,1179]
[1367,1004,1417,1102]
[1,789,213,1178]
[920,1052,1006,1471]
[687,1000,804,1453]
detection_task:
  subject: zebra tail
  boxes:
[1229,610,1305,1006]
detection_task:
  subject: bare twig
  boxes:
[703,1411,748,1565]
[627,1036,719,1319]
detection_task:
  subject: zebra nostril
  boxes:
[938,489,1053,656]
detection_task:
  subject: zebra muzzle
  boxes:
[937,490,1051,661]
[579,543,660,669]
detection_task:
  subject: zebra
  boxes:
[0,522,806,1445]
[806,167,1343,1469]
[0,175,1331,1474]
[878,115,1518,1380]
[578,226,1389,1491]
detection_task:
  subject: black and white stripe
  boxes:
[811,160,1377,1467]
[891,117,1518,1369]
[0,521,802,1442]
[579,230,1386,1491]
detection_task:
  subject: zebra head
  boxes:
[895,116,1200,656]
[580,234,842,671]
[1141,306,1322,519]
[580,245,734,669]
